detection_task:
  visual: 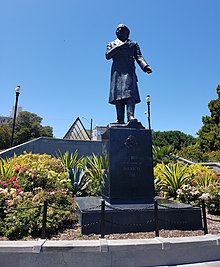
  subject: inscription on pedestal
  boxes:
[123,155,143,178]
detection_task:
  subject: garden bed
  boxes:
[50,213,220,240]
[1,214,219,241]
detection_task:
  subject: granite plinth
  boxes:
[75,197,203,235]
[101,123,154,204]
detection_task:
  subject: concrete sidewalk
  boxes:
[0,235,219,267]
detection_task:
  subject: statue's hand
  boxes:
[144,66,152,74]
[118,41,127,48]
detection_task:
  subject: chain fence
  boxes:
[0,198,219,239]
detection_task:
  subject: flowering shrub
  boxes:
[0,152,77,239]
[12,152,69,192]
[176,184,201,206]
[3,190,77,239]
[202,185,220,215]
[199,192,211,201]
[0,176,23,195]
[0,151,110,239]
[155,161,220,214]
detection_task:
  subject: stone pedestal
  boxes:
[101,121,154,204]
[75,120,202,235]
[76,197,203,235]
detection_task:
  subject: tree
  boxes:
[0,123,11,149]
[152,130,196,151]
[0,111,53,149]
[177,144,209,162]
[197,85,220,151]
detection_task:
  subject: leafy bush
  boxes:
[8,152,68,193]
[188,164,218,187]
[3,190,77,239]
[178,145,220,163]
[177,145,208,162]
[204,150,220,162]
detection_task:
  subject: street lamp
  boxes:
[82,117,93,140]
[145,95,151,130]
[10,85,21,147]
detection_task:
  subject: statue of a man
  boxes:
[106,24,152,124]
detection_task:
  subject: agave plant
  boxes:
[57,150,88,196]
[154,162,190,198]
[67,166,90,197]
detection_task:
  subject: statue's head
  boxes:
[116,24,130,42]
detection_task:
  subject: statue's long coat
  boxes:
[106,38,149,104]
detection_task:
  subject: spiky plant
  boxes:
[154,162,190,198]
[85,154,109,196]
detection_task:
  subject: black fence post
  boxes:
[41,200,48,239]
[154,199,159,237]
[100,199,105,238]
[201,199,208,235]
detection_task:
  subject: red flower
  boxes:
[13,183,20,189]
[217,172,220,177]
[17,188,23,194]
[2,182,8,188]
[10,176,17,182]
[14,168,20,173]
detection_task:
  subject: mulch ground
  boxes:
[50,214,220,241]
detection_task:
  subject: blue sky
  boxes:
[1,0,219,138]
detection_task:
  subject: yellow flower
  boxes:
[10,188,17,196]
[3,188,9,196]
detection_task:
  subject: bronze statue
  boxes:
[106,24,152,124]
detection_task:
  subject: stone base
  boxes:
[101,126,154,204]
[75,197,203,235]
[107,119,145,129]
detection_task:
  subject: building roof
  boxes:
[63,117,90,140]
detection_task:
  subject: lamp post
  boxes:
[82,117,93,140]
[10,85,21,147]
[146,95,151,130]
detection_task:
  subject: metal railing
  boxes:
[0,199,219,239]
